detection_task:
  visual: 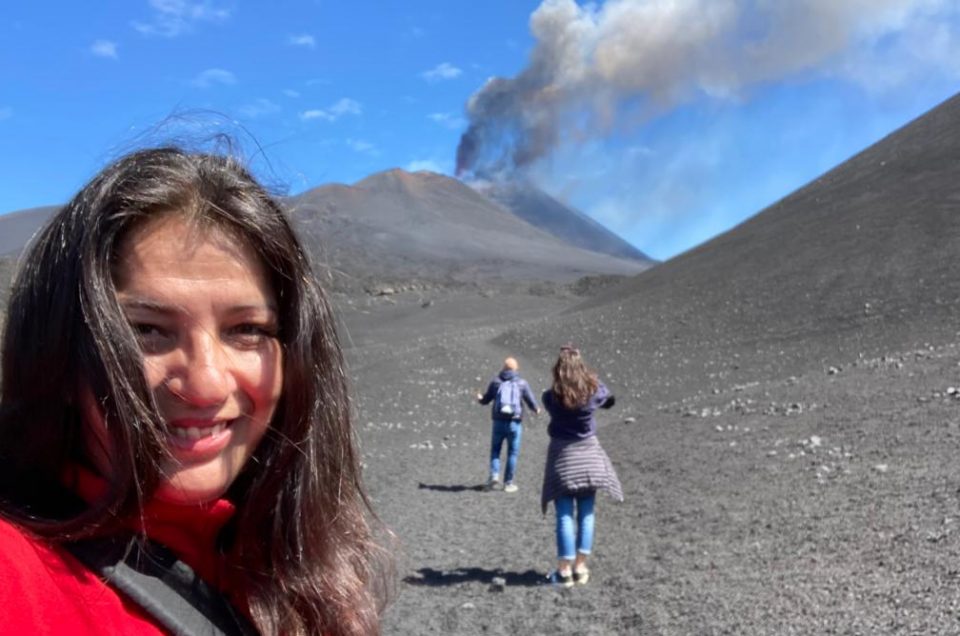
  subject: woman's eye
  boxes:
[228,323,277,346]
[131,323,174,352]
[132,323,164,337]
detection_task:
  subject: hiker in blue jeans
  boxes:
[476,357,540,492]
[541,346,623,588]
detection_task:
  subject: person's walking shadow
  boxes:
[404,567,545,587]
[417,482,486,492]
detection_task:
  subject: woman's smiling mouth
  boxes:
[165,419,236,453]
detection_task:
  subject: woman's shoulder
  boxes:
[0,517,88,593]
[0,516,74,591]
[542,389,560,408]
[0,516,45,563]
[580,382,608,410]
[0,517,62,611]
[0,517,164,633]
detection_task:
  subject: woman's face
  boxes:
[109,213,284,504]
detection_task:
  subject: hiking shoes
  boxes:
[573,566,590,585]
[548,570,574,589]
[503,482,518,493]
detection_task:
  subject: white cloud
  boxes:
[300,109,333,121]
[421,62,462,82]
[346,138,378,154]
[238,98,280,118]
[428,112,465,129]
[300,98,362,122]
[288,34,316,48]
[133,0,231,37]
[406,159,444,173]
[0,107,12,121]
[283,89,301,98]
[329,98,361,117]
[191,68,236,88]
[91,39,118,59]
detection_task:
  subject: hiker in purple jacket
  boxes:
[540,346,622,588]
[476,357,540,493]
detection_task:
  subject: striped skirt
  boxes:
[541,435,623,514]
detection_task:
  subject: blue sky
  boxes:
[2,1,959,261]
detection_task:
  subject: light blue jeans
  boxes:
[555,492,596,560]
[489,418,522,483]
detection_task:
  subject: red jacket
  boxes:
[0,469,238,635]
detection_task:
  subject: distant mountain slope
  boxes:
[0,206,58,310]
[0,206,58,257]
[0,256,15,308]
[289,169,649,289]
[475,179,653,264]
[0,170,651,300]
[499,90,960,400]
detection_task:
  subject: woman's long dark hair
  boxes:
[551,347,599,410]
[0,147,388,635]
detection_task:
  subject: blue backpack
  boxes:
[495,379,522,418]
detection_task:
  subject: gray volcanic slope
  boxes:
[0,207,59,309]
[360,92,960,635]
[0,206,58,257]
[498,90,960,403]
[288,169,649,290]
[0,171,650,303]
[0,257,15,309]
[474,180,653,264]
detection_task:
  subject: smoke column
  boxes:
[455,0,949,179]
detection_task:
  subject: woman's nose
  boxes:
[165,334,234,406]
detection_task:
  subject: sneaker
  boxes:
[573,566,590,585]
[485,477,501,491]
[548,570,574,589]
[503,482,518,493]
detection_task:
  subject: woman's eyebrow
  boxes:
[119,297,278,317]
[118,297,180,315]
[223,303,279,316]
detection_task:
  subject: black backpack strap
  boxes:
[67,536,259,636]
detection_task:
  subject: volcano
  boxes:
[286,168,650,292]
[0,170,652,302]
[474,178,651,263]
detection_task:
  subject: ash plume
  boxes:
[455,0,956,179]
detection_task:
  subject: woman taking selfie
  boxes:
[0,147,389,635]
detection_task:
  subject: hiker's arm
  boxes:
[541,390,553,417]
[477,381,496,404]
[595,382,614,409]
[522,383,541,414]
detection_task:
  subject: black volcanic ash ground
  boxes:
[344,288,960,635]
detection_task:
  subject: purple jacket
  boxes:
[478,369,539,422]
[543,382,615,440]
